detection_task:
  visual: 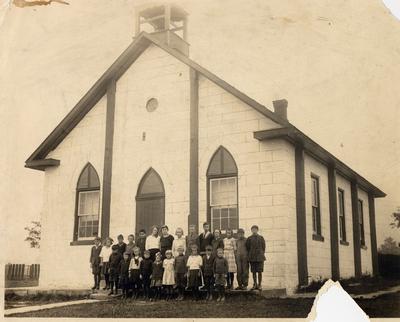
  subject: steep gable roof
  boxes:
[25,32,385,198]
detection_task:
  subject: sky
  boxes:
[0,0,399,263]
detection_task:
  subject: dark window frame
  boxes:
[311,174,322,238]
[358,199,366,247]
[338,188,347,243]
[73,163,101,243]
[206,146,239,234]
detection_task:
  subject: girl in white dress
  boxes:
[162,250,175,300]
[223,228,237,289]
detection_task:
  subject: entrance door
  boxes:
[135,168,165,235]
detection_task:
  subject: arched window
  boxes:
[74,163,100,240]
[136,168,165,235]
[207,147,238,234]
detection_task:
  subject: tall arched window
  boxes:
[74,163,100,240]
[207,146,238,234]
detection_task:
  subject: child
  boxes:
[213,248,228,302]
[162,250,175,300]
[185,223,199,256]
[99,237,113,290]
[136,229,147,256]
[235,228,249,290]
[89,237,102,290]
[174,246,187,301]
[117,234,127,255]
[109,244,123,295]
[223,228,237,290]
[129,247,142,299]
[160,225,174,259]
[126,234,136,257]
[186,244,202,300]
[198,222,214,255]
[246,225,266,290]
[145,226,161,261]
[202,245,215,301]
[150,252,163,301]
[211,229,224,256]
[140,250,153,300]
[119,252,131,298]
[172,227,186,257]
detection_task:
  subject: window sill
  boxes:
[340,240,349,246]
[361,245,368,250]
[312,234,324,242]
[70,240,94,246]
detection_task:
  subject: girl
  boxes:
[150,252,163,301]
[186,244,203,300]
[223,228,237,290]
[160,225,174,259]
[129,247,142,299]
[99,237,113,290]
[162,250,175,300]
[145,226,161,261]
[172,227,186,257]
[211,229,224,256]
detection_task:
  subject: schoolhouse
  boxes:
[25,4,385,294]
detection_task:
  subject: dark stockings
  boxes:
[226,272,234,289]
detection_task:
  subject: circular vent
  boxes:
[146,98,158,112]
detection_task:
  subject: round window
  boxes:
[146,98,158,112]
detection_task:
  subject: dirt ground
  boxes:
[6,292,400,318]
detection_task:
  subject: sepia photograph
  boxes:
[1,0,400,319]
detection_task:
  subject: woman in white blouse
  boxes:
[145,226,161,261]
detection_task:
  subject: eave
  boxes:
[254,126,386,198]
[25,158,60,171]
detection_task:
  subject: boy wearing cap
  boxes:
[109,244,123,295]
[246,225,266,290]
[119,252,131,298]
[202,245,215,300]
[174,246,187,300]
[140,250,153,300]
[89,237,102,290]
[235,228,249,290]
[136,229,147,256]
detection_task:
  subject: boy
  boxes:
[174,246,187,301]
[202,245,215,300]
[235,228,249,290]
[198,222,214,255]
[140,249,153,300]
[117,234,127,255]
[136,229,147,256]
[185,223,199,256]
[89,237,102,290]
[246,225,266,290]
[213,248,228,302]
[119,252,131,298]
[109,244,123,295]
[125,234,136,257]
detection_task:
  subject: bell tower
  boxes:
[135,3,189,56]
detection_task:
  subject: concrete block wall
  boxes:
[41,96,107,288]
[336,174,355,278]
[197,76,298,291]
[110,44,191,238]
[304,154,332,281]
[358,188,372,275]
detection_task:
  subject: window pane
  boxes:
[77,164,100,189]
[208,149,222,176]
[139,170,164,195]
[228,207,238,230]
[78,166,89,189]
[312,208,317,233]
[89,167,100,188]
[211,208,221,231]
[210,177,237,206]
[222,150,237,174]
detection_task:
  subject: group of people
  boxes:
[89,222,266,301]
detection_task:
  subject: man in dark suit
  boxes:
[246,225,266,290]
[89,236,102,290]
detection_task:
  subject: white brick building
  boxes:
[25,4,384,294]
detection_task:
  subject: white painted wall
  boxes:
[336,174,355,278]
[304,154,332,281]
[197,76,298,292]
[41,96,107,288]
[111,44,191,238]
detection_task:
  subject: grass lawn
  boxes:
[6,292,400,318]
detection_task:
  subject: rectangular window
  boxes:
[358,199,365,246]
[311,175,321,236]
[77,190,100,239]
[338,189,347,242]
[210,177,238,234]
